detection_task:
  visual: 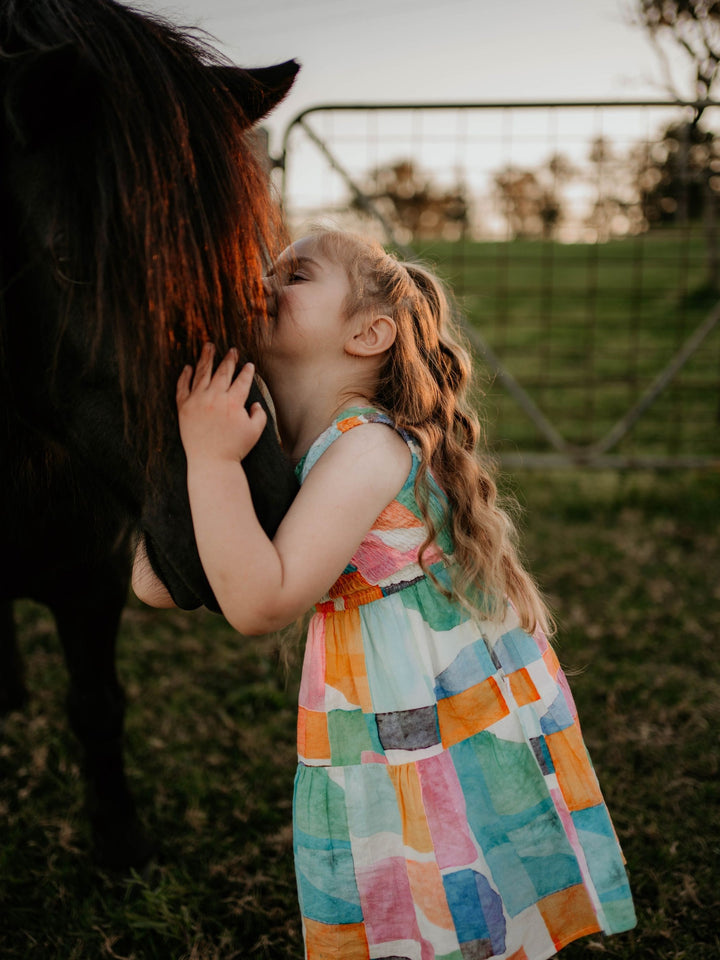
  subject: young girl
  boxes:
[134,230,635,960]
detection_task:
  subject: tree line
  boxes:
[348,0,720,289]
[350,117,720,243]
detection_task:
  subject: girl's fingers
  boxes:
[247,401,268,442]
[176,364,193,403]
[194,342,216,389]
[183,345,238,398]
[228,361,256,404]
[214,347,239,388]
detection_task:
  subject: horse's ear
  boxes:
[213,59,300,125]
[4,44,99,149]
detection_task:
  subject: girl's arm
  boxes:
[177,346,410,635]
[132,535,177,608]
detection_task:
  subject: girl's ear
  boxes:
[345,314,397,357]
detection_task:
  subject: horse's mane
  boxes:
[0,0,288,472]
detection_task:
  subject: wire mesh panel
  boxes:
[277,102,720,467]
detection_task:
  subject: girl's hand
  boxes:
[176,344,268,463]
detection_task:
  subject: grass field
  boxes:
[2,468,719,959]
[415,232,720,459]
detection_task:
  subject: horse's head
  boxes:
[0,0,299,609]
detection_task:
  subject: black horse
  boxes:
[0,0,299,865]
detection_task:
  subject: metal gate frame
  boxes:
[278,101,720,469]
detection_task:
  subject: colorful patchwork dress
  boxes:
[293,408,635,960]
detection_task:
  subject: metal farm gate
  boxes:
[274,100,720,468]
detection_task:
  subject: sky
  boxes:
[127,0,692,155]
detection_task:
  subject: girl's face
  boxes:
[265,237,353,363]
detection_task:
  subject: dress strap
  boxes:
[295,406,413,484]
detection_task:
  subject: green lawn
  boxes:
[2,469,719,959]
[414,232,720,459]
